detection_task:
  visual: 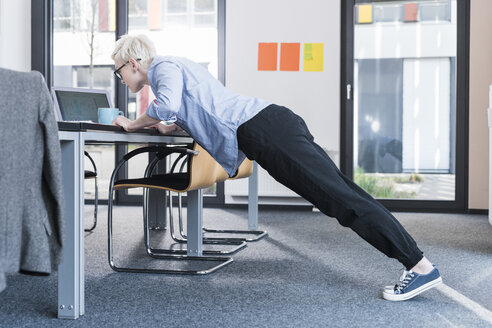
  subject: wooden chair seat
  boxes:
[114,173,190,192]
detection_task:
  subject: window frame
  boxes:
[341,0,470,212]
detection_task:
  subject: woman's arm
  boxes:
[113,113,160,132]
[146,62,183,121]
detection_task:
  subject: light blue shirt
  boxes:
[146,56,271,176]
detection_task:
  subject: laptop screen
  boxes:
[51,87,112,122]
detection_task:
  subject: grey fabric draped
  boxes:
[0,68,64,293]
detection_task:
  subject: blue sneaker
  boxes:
[382,267,442,301]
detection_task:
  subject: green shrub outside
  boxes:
[354,167,420,199]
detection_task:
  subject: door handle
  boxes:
[346,84,352,100]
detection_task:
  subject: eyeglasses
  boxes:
[114,58,141,80]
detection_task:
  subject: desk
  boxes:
[57,123,259,319]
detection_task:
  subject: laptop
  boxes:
[51,86,112,123]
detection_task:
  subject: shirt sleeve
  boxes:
[146,61,183,121]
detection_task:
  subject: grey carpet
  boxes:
[1,206,492,327]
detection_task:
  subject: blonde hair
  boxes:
[111,34,156,68]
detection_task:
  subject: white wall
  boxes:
[469,0,492,210]
[224,0,341,204]
[225,0,340,154]
[0,0,31,71]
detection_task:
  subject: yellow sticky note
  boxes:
[358,4,373,24]
[303,43,323,72]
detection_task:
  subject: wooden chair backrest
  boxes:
[185,143,218,191]
[215,164,230,183]
[186,143,254,191]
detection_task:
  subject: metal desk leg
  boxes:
[186,189,203,256]
[148,189,167,229]
[78,136,85,316]
[58,133,84,319]
[148,155,167,229]
[248,162,259,230]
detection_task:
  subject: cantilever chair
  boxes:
[141,144,247,256]
[107,143,244,275]
[84,151,98,232]
[172,157,267,243]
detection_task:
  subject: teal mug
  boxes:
[98,107,124,124]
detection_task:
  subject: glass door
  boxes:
[341,0,469,210]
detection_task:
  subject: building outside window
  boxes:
[126,0,219,196]
[53,0,117,202]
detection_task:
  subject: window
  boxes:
[342,0,469,211]
[353,0,457,200]
[129,0,148,29]
[192,0,216,26]
[53,0,117,201]
[163,0,216,28]
[419,0,451,22]
[373,3,403,23]
[165,0,188,26]
[75,66,113,89]
[355,0,452,24]
[53,0,114,32]
[126,0,219,196]
[53,0,71,30]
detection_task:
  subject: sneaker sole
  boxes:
[382,277,442,301]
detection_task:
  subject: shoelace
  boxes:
[394,270,415,292]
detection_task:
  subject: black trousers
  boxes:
[237,104,423,269]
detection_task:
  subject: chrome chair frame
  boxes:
[142,155,247,255]
[178,192,268,242]
[107,145,233,275]
[84,151,98,232]
[173,156,268,243]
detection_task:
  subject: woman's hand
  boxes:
[113,113,160,132]
[112,115,134,132]
[112,113,174,133]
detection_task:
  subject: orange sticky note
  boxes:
[280,43,300,71]
[258,43,278,71]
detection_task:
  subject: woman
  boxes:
[111,34,441,301]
